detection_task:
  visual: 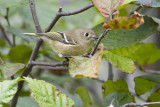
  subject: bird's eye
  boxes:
[84,32,89,37]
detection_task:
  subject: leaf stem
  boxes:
[122,102,160,107]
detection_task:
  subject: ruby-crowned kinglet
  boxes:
[24,29,98,56]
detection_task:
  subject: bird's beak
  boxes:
[93,36,99,39]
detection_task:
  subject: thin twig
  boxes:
[31,61,69,67]
[0,22,13,46]
[128,6,142,16]
[122,102,160,107]
[45,2,93,32]
[5,8,16,46]
[39,66,68,71]
[144,69,160,74]
[29,0,42,33]
[5,8,10,26]
[90,29,110,56]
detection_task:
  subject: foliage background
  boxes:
[0,0,160,107]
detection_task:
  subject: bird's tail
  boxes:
[23,33,42,37]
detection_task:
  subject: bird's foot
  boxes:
[58,53,72,61]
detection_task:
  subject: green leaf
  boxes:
[103,50,136,73]
[76,87,92,107]
[134,0,160,7]
[102,92,135,107]
[92,24,105,37]
[102,16,158,48]
[109,43,160,66]
[8,45,32,64]
[0,78,19,106]
[134,77,158,95]
[152,17,160,31]
[109,43,142,60]
[102,80,130,98]
[117,0,137,10]
[147,89,160,107]
[133,43,160,65]
[24,77,75,107]
[69,49,103,79]
[0,63,25,81]
[137,75,160,83]
[0,39,5,47]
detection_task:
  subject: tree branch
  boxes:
[45,2,93,32]
[122,102,160,107]
[31,61,68,67]
[11,0,43,106]
[38,66,68,71]
[29,0,42,33]
[90,29,110,56]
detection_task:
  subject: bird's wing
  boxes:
[37,32,77,45]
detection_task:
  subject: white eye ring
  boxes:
[84,32,89,37]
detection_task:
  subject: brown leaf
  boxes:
[102,11,144,30]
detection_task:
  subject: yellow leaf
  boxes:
[69,44,104,79]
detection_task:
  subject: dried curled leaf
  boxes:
[102,12,144,29]
[69,44,104,79]
[92,0,124,18]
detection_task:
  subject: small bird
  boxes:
[24,29,98,56]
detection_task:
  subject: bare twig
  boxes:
[122,102,160,107]
[144,69,160,74]
[0,23,13,46]
[29,0,42,33]
[45,2,93,32]
[90,29,110,56]
[31,61,69,67]
[39,66,68,71]
[4,8,16,46]
[5,8,10,26]
[128,6,142,16]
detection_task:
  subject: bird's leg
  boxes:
[58,53,72,61]
[81,52,90,58]
[64,57,70,61]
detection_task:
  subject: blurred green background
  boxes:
[1,0,160,107]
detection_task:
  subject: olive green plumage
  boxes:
[24,29,97,56]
